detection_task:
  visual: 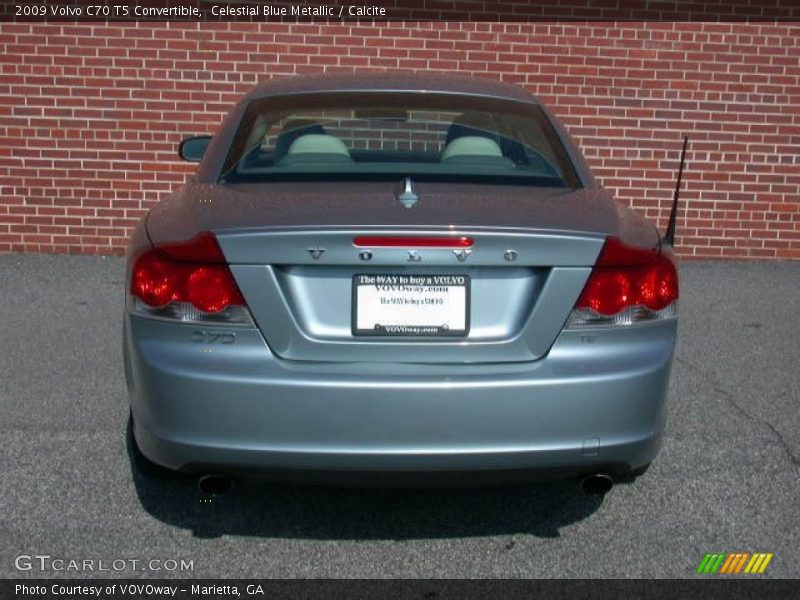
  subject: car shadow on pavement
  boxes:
[127,427,606,540]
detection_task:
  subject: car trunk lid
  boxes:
[146,182,658,364]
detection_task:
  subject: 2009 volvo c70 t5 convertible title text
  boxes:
[123,73,678,494]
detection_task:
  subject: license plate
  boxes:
[352,274,470,337]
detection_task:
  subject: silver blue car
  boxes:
[124,73,678,494]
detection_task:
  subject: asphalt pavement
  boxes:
[0,254,798,578]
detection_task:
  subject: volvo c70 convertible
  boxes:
[124,73,679,494]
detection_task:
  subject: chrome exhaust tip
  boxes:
[580,473,614,496]
[198,474,233,496]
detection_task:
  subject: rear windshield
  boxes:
[220,92,581,188]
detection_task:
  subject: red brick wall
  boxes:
[1,21,798,259]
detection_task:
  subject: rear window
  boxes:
[220,92,581,188]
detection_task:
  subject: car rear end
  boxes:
[123,77,678,483]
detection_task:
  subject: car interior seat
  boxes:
[278,133,353,165]
[274,120,327,160]
[445,117,528,166]
[440,136,515,169]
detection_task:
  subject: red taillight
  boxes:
[638,259,679,311]
[155,231,227,263]
[353,236,474,248]
[186,266,244,313]
[131,233,245,314]
[131,252,182,308]
[579,270,633,316]
[575,237,678,316]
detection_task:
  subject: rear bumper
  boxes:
[124,315,675,478]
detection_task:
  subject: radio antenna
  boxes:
[664,136,689,246]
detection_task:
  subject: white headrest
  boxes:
[441,136,503,160]
[287,134,350,156]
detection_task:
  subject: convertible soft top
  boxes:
[242,72,539,104]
